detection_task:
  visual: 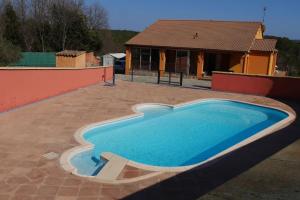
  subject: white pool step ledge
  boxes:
[96,152,128,181]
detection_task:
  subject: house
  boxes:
[125,20,278,79]
[102,53,126,73]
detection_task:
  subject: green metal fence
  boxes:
[10,52,56,67]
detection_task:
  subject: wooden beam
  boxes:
[125,47,132,75]
[159,49,166,76]
[196,51,204,79]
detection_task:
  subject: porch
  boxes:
[125,46,246,79]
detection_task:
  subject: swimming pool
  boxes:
[62,99,293,179]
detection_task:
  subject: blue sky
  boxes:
[93,0,300,39]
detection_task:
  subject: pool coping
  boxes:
[60,98,296,184]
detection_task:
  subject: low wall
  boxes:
[212,72,300,101]
[0,67,113,112]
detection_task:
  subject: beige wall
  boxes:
[56,53,86,68]
[56,56,75,68]
[255,26,264,39]
[75,54,86,68]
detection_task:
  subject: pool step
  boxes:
[97,153,128,181]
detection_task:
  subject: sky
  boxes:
[92,0,300,39]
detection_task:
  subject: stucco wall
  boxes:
[247,52,270,75]
[212,72,300,101]
[0,67,113,112]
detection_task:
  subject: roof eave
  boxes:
[125,43,248,53]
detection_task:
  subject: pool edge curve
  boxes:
[60,98,296,184]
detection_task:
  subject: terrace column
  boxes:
[125,46,132,75]
[159,49,166,76]
[196,51,204,79]
[242,54,249,74]
[268,52,276,75]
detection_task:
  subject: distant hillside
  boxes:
[293,40,300,44]
[99,30,139,54]
[265,35,300,76]
[111,30,139,47]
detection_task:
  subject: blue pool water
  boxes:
[71,100,288,176]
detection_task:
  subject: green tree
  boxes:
[2,2,24,48]
[0,37,21,66]
[49,1,91,51]
[0,0,109,54]
[64,12,91,50]
[87,30,103,54]
[276,37,300,76]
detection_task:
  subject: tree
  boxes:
[30,0,51,52]
[49,0,88,51]
[87,30,103,54]
[85,2,108,30]
[275,37,300,76]
[0,37,21,66]
[0,0,110,54]
[2,2,24,47]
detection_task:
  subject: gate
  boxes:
[157,71,183,86]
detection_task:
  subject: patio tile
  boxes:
[10,195,33,200]
[26,169,46,181]
[43,177,64,186]
[6,176,30,185]
[0,81,298,199]
[63,178,82,187]
[37,186,59,196]
[0,195,10,200]
[57,187,79,197]
[32,196,55,200]
[15,185,38,195]
[55,197,77,200]
[76,197,99,200]
[78,187,100,197]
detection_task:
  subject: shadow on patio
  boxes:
[122,100,300,200]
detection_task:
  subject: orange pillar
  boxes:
[242,54,249,74]
[159,49,166,76]
[268,53,273,75]
[196,51,204,79]
[268,52,277,76]
[125,47,132,75]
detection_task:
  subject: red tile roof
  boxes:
[56,50,86,57]
[250,39,277,52]
[126,20,264,52]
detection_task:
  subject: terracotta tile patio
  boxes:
[0,80,299,200]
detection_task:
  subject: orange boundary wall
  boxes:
[212,72,300,101]
[0,67,113,112]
